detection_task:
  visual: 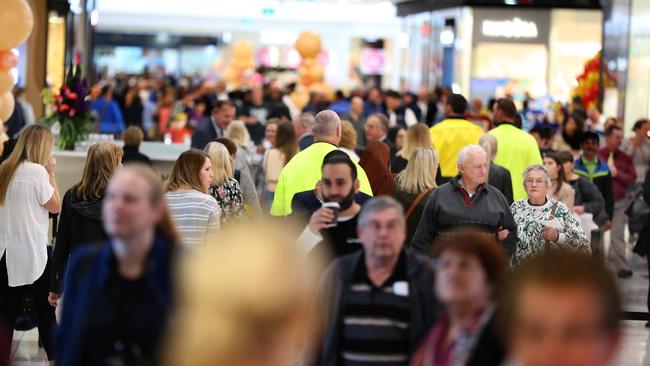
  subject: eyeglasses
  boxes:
[525,178,546,186]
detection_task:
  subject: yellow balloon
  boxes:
[0,0,34,50]
[0,91,14,121]
[295,31,321,59]
[0,71,14,94]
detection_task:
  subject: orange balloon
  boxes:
[0,91,15,121]
[0,0,34,50]
[295,31,321,59]
[0,51,18,71]
[0,71,14,93]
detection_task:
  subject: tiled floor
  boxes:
[9,241,650,365]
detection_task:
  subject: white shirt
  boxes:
[0,162,54,286]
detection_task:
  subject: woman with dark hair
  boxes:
[123,86,144,131]
[165,150,221,247]
[359,141,396,196]
[411,233,508,366]
[49,142,123,304]
[262,122,298,209]
[56,165,179,365]
[543,151,575,209]
[0,125,59,362]
[554,114,584,153]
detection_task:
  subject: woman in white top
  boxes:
[0,125,60,362]
[164,150,221,247]
[262,122,297,210]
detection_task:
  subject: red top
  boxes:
[597,148,637,200]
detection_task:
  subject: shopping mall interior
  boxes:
[1,0,650,365]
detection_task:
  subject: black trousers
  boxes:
[0,253,55,362]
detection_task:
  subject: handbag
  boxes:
[405,188,431,221]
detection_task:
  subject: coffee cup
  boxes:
[322,201,340,228]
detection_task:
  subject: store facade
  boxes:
[399,4,602,109]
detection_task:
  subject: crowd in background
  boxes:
[0,74,649,366]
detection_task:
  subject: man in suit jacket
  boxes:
[191,100,236,150]
[363,113,397,157]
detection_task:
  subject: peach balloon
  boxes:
[295,32,321,59]
[0,92,15,121]
[0,0,34,50]
[0,70,14,94]
[0,71,14,93]
[0,51,18,71]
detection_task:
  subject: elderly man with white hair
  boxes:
[411,144,516,256]
[270,110,373,216]
[510,164,589,267]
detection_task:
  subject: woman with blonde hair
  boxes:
[164,223,321,366]
[262,122,298,209]
[165,150,221,247]
[339,120,360,162]
[49,142,123,305]
[392,123,434,174]
[205,142,245,224]
[396,147,439,245]
[0,125,59,362]
[56,165,179,365]
[225,120,253,178]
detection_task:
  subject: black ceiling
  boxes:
[396,0,602,16]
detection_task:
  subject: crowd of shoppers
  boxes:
[2,77,649,366]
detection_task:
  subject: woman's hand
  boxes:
[573,205,585,214]
[45,155,57,175]
[48,292,59,308]
[543,226,559,242]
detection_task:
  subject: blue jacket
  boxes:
[91,97,125,135]
[55,233,175,366]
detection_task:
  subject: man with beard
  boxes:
[297,151,364,265]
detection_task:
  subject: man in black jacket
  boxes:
[411,145,517,257]
[315,196,439,365]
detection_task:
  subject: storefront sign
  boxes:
[482,18,538,39]
[473,8,550,45]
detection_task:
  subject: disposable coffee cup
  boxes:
[322,202,340,228]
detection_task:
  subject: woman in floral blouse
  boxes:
[510,165,589,267]
[205,142,245,225]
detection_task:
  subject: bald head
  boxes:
[313,110,342,145]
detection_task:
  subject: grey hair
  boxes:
[313,110,341,140]
[522,164,552,188]
[457,144,487,166]
[358,196,405,229]
[296,113,315,128]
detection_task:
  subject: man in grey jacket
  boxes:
[314,196,439,365]
[411,145,517,257]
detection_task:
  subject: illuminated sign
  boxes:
[482,17,538,38]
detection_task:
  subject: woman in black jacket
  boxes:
[479,134,514,204]
[49,142,123,302]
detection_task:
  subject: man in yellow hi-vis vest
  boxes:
[270,110,372,216]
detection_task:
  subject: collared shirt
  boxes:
[339,251,411,365]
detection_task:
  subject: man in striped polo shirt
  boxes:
[316,197,439,366]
